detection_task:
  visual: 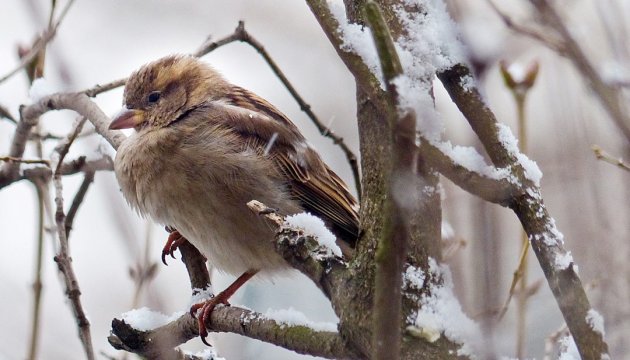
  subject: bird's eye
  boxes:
[147,91,161,104]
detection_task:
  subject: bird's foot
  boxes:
[161,228,187,265]
[189,270,258,346]
[189,291,232,346]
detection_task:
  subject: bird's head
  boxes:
[109,55,229,131]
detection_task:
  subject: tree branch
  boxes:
[438,63,609,359]
[82,77,127,98]
[418,139,520,205]
[64,170,95,237]
[19,156,113,183]
[52,116,95,360]
[364,3,415,359]
[305,0,384,100]
[246,200,348,301]
[109,306,354,360]
[0,0,76,84]
[528,0,630,143]
[0,92,124,189]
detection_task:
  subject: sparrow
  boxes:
[109,55,359,343]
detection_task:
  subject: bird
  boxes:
[109,54,360,344]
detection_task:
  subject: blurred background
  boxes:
[0,0,628,359]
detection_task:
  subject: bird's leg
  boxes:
[161,227,187,265]
[190,270,258,345]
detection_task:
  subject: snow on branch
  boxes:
[109,303,352,359]
[247,200,347,296]
[404,259,481,357]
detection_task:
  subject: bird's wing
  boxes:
[212,86,360,245]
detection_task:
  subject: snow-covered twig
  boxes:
[305,0,383,100]
[247,200,348,299]
[438,63,609,359]
[109,299,353,359]
[418,138,520,205]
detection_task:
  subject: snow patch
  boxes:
[120,307,184,331]
[189,286,214,308]
[183,348,226,360]
[284,212,342,258]
[434,140,514,181]
[328,1,383,85]
[586,309,605,336]
[555,251,573,270]
[460,74,475,92]
[393,0,465,76]
[496,123,543,186]
[391,0,466,139]
[264,307,337,332]
[330,0,467,139]
[410,258,481,356]
[403,265,426,292]
[393,75,443,140]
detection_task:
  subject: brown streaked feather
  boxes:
[209,87,360,245]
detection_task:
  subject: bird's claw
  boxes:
[161,230,186,265]
[190,294,232,346]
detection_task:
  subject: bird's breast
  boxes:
[114,129,299,275]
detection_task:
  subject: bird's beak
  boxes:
[109,108,145,130]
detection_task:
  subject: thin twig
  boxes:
[0,103,17,124]
[0,0,76,84]
[27,177,47,360]
[486,0,565,54]
[0,156,50,166]
[498,241,529,320]
[82,77,127,97]
[64,170,95,237]
[491,0,630,141]
[531,0,630,141]
[592,145,630,172]
[52,116,95,360]
[129,223,159,309]
[20,156,113,183]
